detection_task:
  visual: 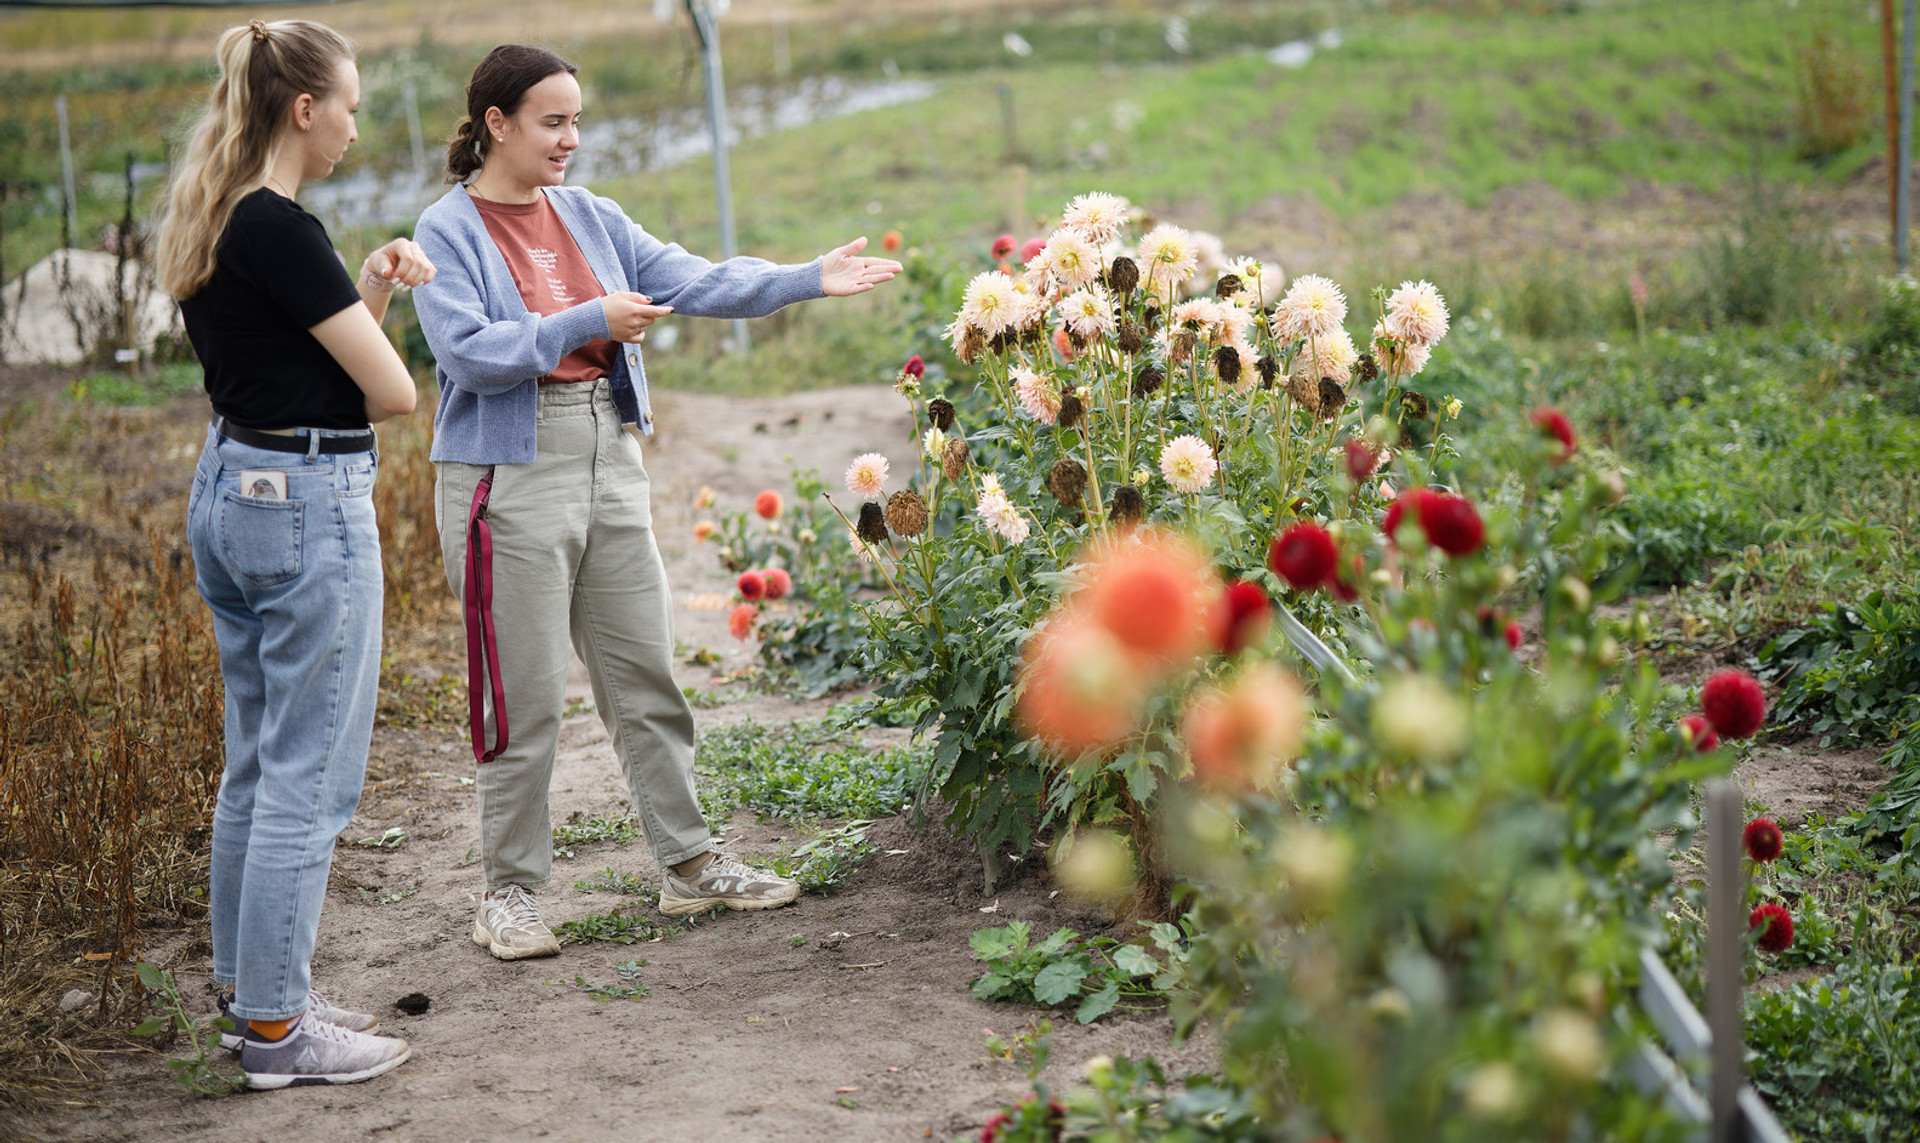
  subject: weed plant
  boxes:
[693,719,929,823]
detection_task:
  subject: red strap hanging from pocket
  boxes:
[464,470,508,765]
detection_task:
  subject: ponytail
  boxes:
[155,19,355,299]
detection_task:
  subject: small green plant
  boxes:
[771,820,876,895]
[555,907,685,946]
[572,866,651,898]
[132,963,245,1098]
[556,958,651,1001]
[969,921,1167,1024]
[1756,589,1920,749]
[787,933,807,948]
[552,812,642,859]
[695,719,929,823]
[353,826,408,850]
[681,684,735,710]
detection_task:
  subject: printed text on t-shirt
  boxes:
[526,247,575,305]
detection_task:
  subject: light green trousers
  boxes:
[435,379,713,891]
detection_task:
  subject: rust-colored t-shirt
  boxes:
[472,195,617,385]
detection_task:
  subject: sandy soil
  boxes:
[13,384,1214,1143]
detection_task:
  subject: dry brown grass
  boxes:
[0,378,455,1115]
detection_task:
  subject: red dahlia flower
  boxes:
[1701,670,1767,739]
[1269,521,1338,590]
[1679,714,1720,753]
[727,603,756,640]
[763,567,792,600]
[1530,407,1577,462]
[1742,817,1784,863]
[1020,236,1048,264]
[736,571,766,602]
[1748,903,1794,952]
[1381,489,1418,546]
[1210,579,1271,654]
[1344,438,1381,483]
[991,234,1016,261]
[1504,620,1524,651]
[883,229,902,252]
[1416,489,1485,556]
[903,354,925,378]
[753,489,783,520]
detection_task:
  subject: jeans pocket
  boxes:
[216,489,305,585]
[337,459,375,500]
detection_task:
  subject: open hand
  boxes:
[362,238,434,291]
[820,237,902,297]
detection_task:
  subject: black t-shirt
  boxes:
[178,188,368,430]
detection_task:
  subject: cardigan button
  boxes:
[642,412,654,429]
[627,351,639,367]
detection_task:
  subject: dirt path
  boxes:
[24,384,1211,1143]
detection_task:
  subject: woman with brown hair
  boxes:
[412,44,898,959]
[159,17,431,1087]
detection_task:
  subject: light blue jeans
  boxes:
[187,422,382,1022]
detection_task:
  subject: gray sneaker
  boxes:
[240,1018,409,1090]
[218,988,380,1051]
[660,852,801,915]
[473,884,562,959]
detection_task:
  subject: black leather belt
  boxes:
[217,420,375,455]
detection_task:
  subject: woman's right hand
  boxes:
[601,292,673,342]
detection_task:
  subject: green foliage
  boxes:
[1756,589,1920,748]
[551,812,642,859]
[131,963,244,1098]
[553,907,686,946]
[66,363,201,408]
[555,958,651,1002]
[770,819,876,895]
[572,866,649,898]
[1746,954,1920,1142]
[969,921,1169,1025]
[694,719,929,823]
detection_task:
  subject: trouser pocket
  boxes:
[216,489,304,586]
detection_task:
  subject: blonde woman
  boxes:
[412,45,899,959]
[158,18,431,1088]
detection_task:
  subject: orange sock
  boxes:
[248,1015,300,1041]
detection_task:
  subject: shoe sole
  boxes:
[659,889,801,916]
[244,1044,411,1090]
[472,920,561,960]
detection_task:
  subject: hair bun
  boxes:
[248,19,268,43]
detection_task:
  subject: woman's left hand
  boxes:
[820,237,902,297]
[362,238,436,292]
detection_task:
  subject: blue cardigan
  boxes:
[412,184,824,465]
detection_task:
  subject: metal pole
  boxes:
[1901,0,1916,272]
[1706,780,1743,1143]
[686,0,750,354]
[1886,0,1901,267]
[56,95,79,245]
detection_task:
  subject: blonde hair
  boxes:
[155,19,356,299]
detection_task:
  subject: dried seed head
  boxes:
[884,489,929,537]
[856,501,890,545]
[1256,354,1279,388]
[1058,391,1085,430]
[1213,345,1242,387]
[1108,485,1146,526]
[1116,322,1146,355]
[1318,378,1348,417]
[990,329,1017,355]
[1288,373,1323,413]
[960,327,986,364]
[1046,457,1089,505]
[1133,364,1165,398]
[1355,352,1381,384]
[941,437,971,480]
[1141,302,1163,335]
[927,398,956,431]
[1021,325,1046,348]
[1170,329,1198,366]
[1214,273,1242,299]
[1402,390,1430,420]
[1107,256,1140,295]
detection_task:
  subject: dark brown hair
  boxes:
[445,44,578,184]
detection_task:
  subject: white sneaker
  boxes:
[239,1018,410,1090]
[217,989,379,1052]
[660,852,800,915]
[473,884,562,959]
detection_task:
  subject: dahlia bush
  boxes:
[831,192,1469,866]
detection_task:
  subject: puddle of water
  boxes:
[302,75,935,231]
